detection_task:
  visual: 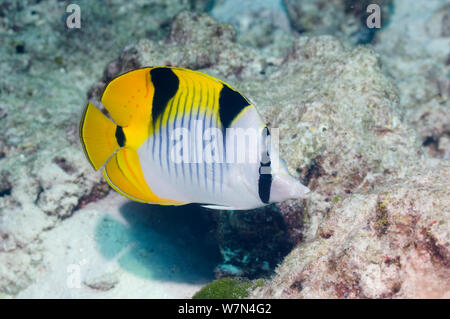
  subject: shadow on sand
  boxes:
[94,201,222,284]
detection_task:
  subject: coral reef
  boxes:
[0,0,448,298]
[252,163,449,298]
[93,10,449,298]
[373,0,450,159]
[89,11,267,98]
[282,0,393,44]
[249,0,450,298]
[210,0,293,57]
[0,0,212,297]
[213,206,293,279]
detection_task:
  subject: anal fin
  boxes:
[103,147,184,205]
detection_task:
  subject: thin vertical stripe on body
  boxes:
[179,74,191,183]
[216,93,224,193]
[202,83,209,192]
[165,92,178,177]
[186,75,195,185]
[208,86,215,194]
[158,102,164,170]
[172,78,187,180]
[194,83,201,188]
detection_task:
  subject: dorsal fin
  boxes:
[101,68,153,127]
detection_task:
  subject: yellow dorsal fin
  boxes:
[101,68,155,151]
[101,68,153,128]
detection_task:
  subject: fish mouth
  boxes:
[271,173,311,202]
[293,177,311,199]
[299,183,311,197]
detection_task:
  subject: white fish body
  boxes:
[80,67,310,210]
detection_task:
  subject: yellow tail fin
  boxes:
[79,102,121,170]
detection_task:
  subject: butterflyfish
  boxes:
[79,67,310,210]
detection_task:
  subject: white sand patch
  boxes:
[17,193,220,299]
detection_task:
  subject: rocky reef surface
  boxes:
[0,0,448,298]
[250,0,450,298]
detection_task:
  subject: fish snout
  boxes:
[270,173,310,203]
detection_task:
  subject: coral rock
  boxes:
[252,164,450,298]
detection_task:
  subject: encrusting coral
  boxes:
[0,0,448,298]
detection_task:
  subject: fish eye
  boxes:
[261,126,271,164]
[262,126,271,152]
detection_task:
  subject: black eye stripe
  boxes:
[258,163,272,204]
[261,126,271,160]
[258,126,272,204]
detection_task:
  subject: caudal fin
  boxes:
[79,102,122,170]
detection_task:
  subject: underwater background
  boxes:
[0,0,449,298]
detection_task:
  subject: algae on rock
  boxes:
[193,277,265,299]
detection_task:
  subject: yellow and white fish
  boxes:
[79,67,309,210]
